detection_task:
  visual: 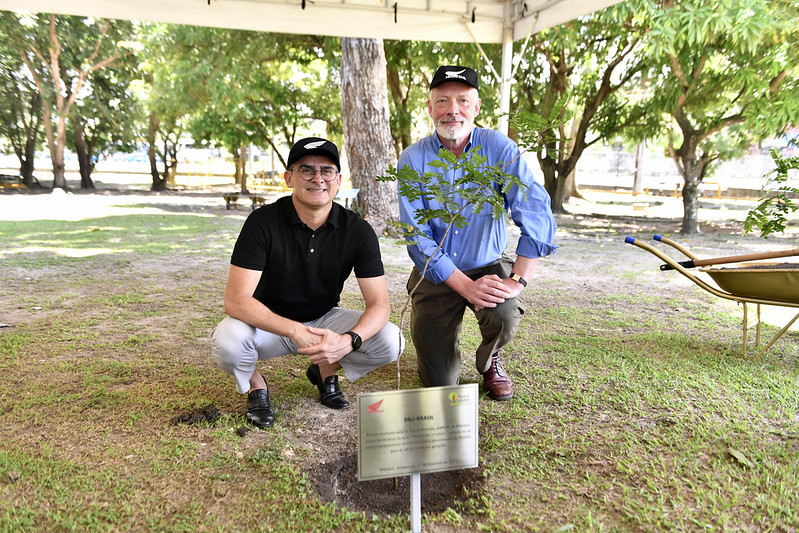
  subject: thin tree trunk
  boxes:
[239,145,249,195]
[633,140,645,195]
[19,93,41,187]
[340,37,397,235]
[233,149,243,189]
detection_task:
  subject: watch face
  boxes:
[347,331,362,350]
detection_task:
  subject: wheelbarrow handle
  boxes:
[653,234,698,261]
[659,247,799,270]
[660,260,696,271]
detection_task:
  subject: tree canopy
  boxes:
[0,1,796,234]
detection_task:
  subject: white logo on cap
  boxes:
[304,140,326,150]
[445,68,467,78]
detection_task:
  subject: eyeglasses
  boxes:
[290,165,339,182]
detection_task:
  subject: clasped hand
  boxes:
[295,326,351,365]
[467,274,521,311]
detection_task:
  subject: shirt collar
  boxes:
[281,195,341,229]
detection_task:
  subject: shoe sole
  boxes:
[245,412,275,428]
[483,386,514,401]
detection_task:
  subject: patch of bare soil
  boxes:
[170,397,487,515]
[171,404,221,426]
[309,454,487,516]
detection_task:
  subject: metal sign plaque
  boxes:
[356,384,479,481]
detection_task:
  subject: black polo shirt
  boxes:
[230,195,384,322]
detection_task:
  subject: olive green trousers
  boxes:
[406,257,524,387]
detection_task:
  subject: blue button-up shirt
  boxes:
[397,127,558,284]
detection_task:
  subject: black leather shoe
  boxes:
[306,363,350,410]
[245,384,275,428]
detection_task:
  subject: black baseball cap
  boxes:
[286,137,340,171]
[429,65,479,91]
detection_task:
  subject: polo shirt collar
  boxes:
[282,194,342,229]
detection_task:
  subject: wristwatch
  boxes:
[509,273,528,287]
[344,331,362,351]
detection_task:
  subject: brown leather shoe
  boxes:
[482,353,514,401]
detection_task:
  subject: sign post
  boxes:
[357,384,479,532]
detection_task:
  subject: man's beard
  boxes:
[434,118,471,141]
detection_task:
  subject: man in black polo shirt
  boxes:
[211,137,402,427]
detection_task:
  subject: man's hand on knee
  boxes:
[296,327,351,365]
[291,325,325,350]
[467,274,512,310]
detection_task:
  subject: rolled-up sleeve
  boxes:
[492,131,558,259]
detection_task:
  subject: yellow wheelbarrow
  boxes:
[625,235,799,357]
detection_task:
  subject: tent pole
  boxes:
[461,18,501,83]
[498,0,513,136]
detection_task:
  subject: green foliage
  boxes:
[154,24,341,162]
[382,40,502,153]
[510,97,571,160]
[380,146,525,241]
[68,50,143,160]
[643,0,799,159]
[744,148,799,238]
[0,17,43,179]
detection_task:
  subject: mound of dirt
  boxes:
[171,404,221,426]
[308,452,487,516]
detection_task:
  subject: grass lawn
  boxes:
[0,189,797,532]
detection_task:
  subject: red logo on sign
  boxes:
[367,399,384,413]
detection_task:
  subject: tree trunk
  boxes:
[670,129,702,234]
[21,135,37,186]
[73,118,96,190]
[633,141,645,195]
[340,37,397,235]
[564,169,583,202]
[51,118,67,190]
[680,157,701,234]
[149,147,165,191]
[165,142,178,188]
[385,62,411,157]
[239,145,249,195]
[543,158,564,209]
[40,105,65,190]
[147,112,166,191]
[17,93,41,187]
[560,115,583,204]
[233,148,243,187]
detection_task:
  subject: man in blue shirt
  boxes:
[397,65,557,400]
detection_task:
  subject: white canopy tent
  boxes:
[0,0,621,133]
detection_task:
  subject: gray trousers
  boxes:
[211,308,403,394]
[407,257,524,387]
